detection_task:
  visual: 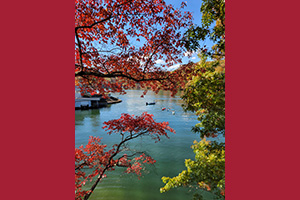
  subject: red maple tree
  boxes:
[75,112,175,200]
[75,0,193,96]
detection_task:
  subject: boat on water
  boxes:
[146,102,156,105]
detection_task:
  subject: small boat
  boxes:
[146,102,155,105]
[172,111,175,115]
[162,107,166,111]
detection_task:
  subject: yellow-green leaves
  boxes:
[182,55,225,138]
[160,139,225,198]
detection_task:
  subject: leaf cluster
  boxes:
[182,55,225,138]
[183,0,225,59]
[160,139,225,199]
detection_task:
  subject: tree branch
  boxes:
[75,70,168,82]
[83,131,147,200]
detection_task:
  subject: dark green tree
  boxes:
[183,0,225,59]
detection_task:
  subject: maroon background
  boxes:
[1,0,300,199]
[1,0,74,199]
[226,0,300,199]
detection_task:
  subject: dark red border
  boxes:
[2,0,74,199]
[227,0,300,199]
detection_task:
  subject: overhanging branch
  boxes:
[75,70,168,82]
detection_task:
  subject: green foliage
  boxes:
[167,54,225,199]
[182,55,225,139]
[183,0,225,59]
[160,139,225,199]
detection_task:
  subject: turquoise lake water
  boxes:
[75,90,217,200]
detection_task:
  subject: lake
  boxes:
[75,90,214,200]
